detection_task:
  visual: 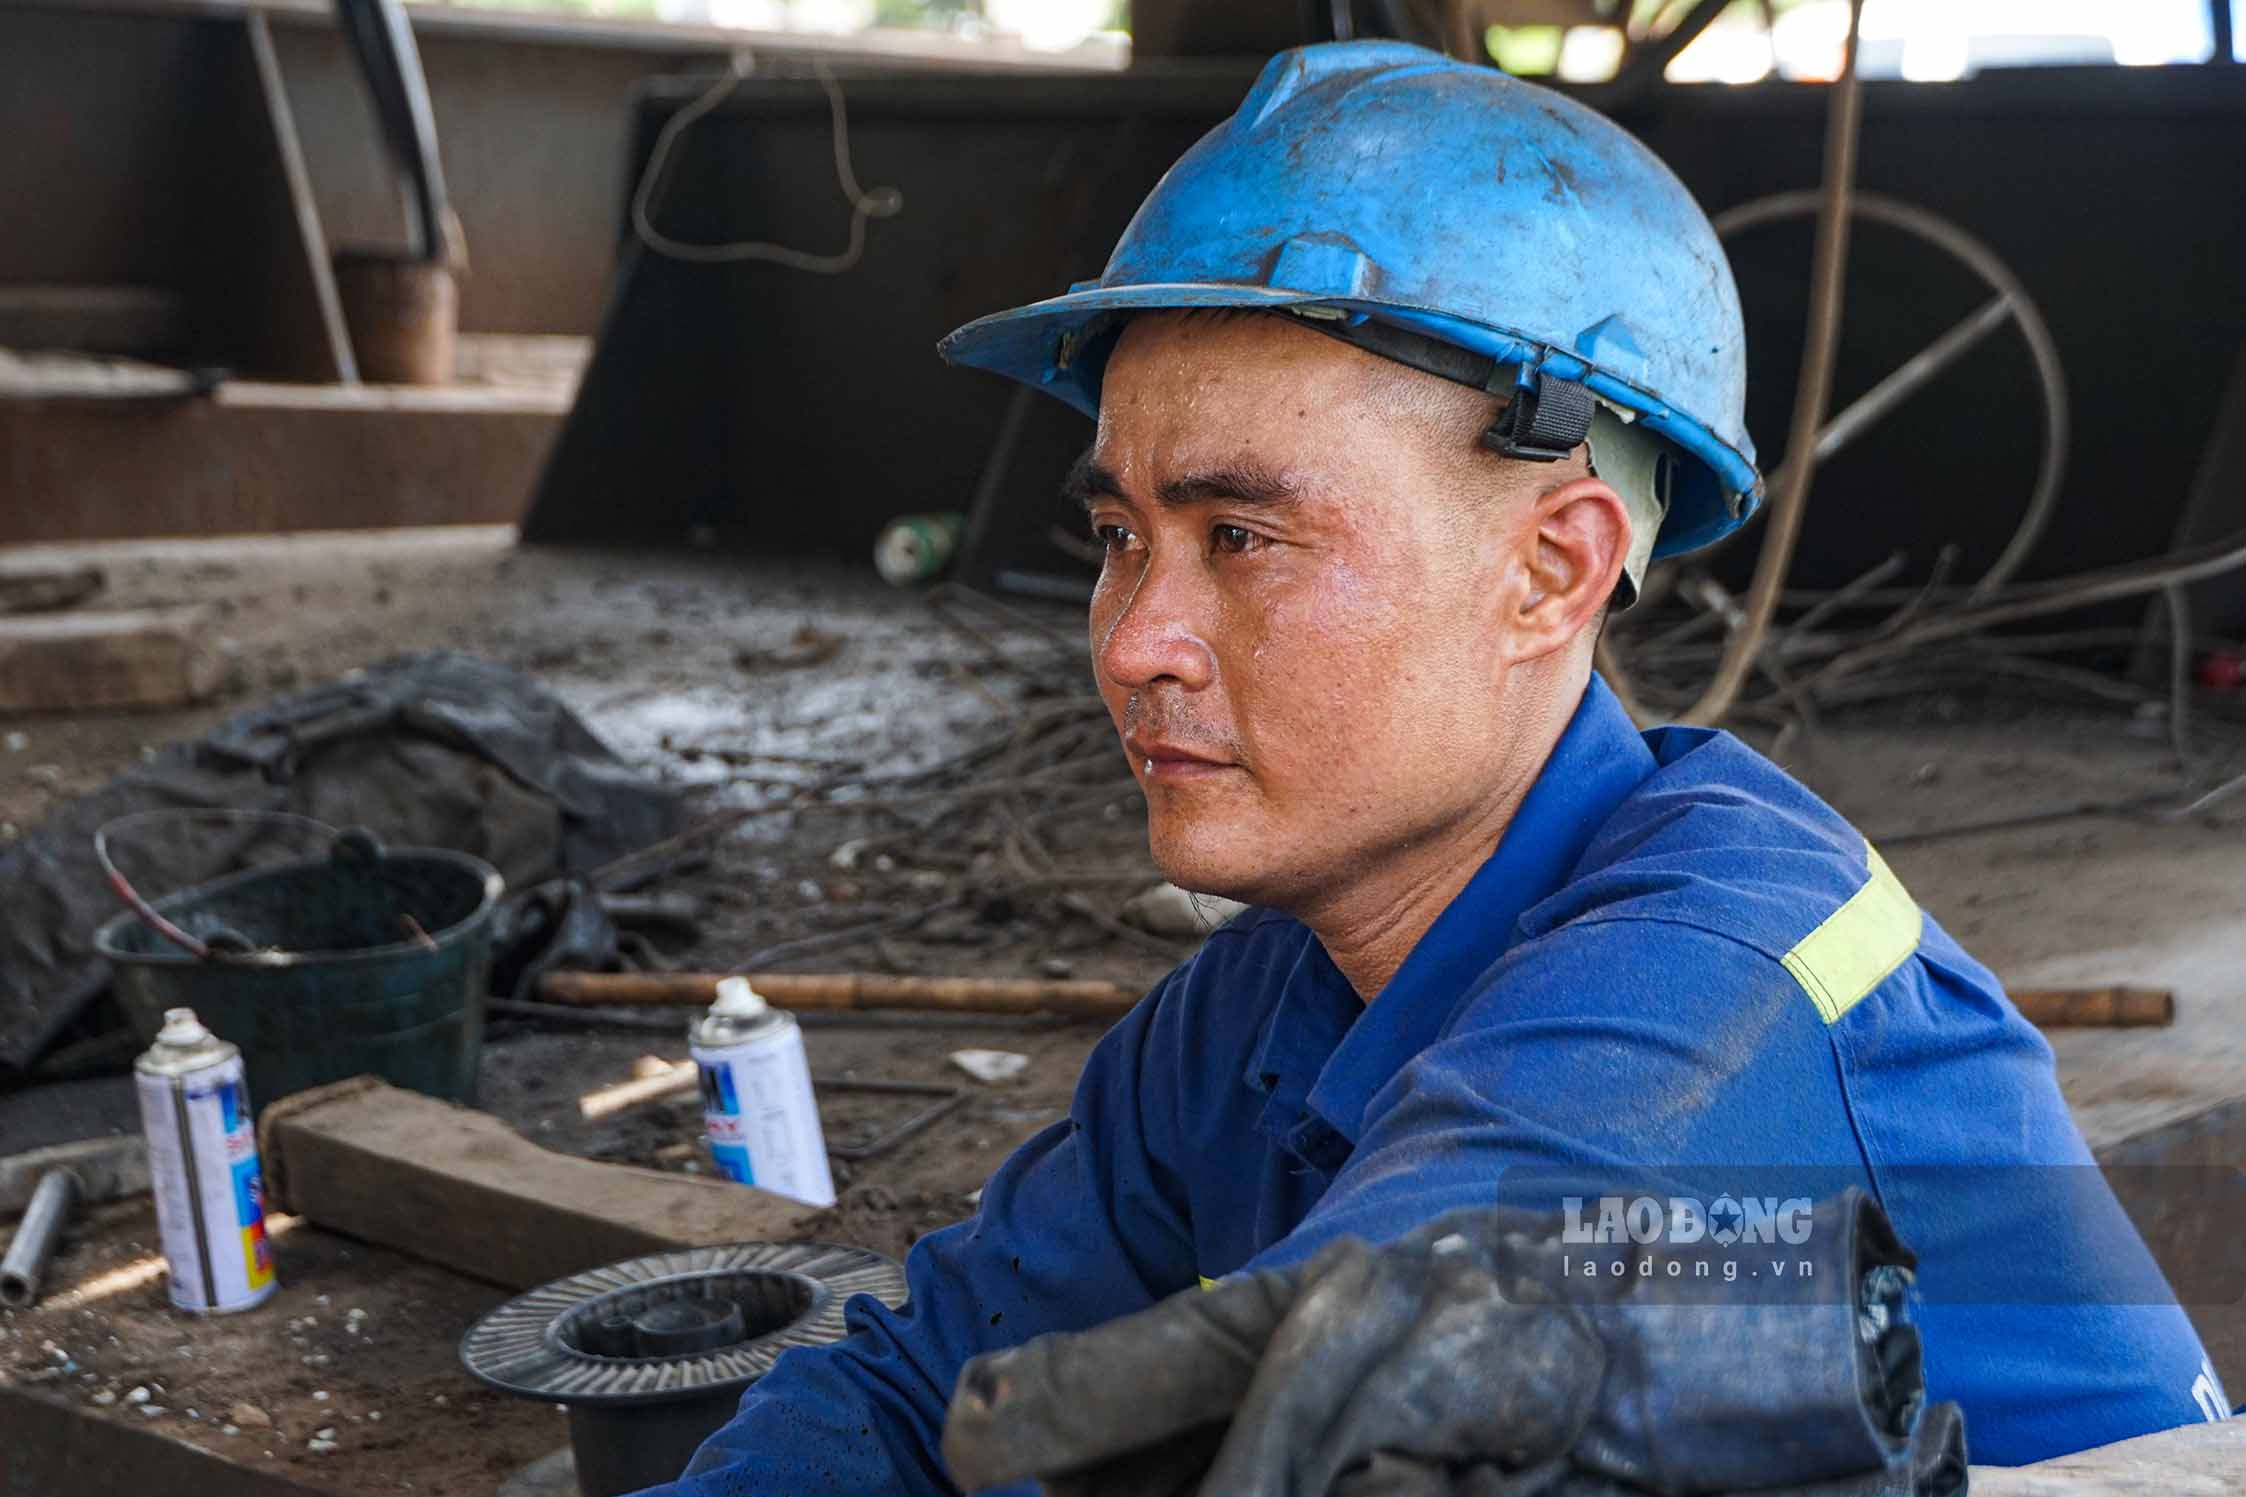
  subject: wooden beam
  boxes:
[0,286,186,359]
[257,1077,818,1290]
[0,393,555,544]
[0,606,220,712]
[539,969,1132,1019]
[0,1384,330,1497]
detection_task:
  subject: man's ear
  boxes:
[1507,476,1630,665]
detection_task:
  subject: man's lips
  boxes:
[1124,736,1238,782]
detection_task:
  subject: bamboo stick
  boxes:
[536,975,2169,1029]
[2006,986,2174,1028]
[538,970,1132,1019]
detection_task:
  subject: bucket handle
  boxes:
[94,809,340,963]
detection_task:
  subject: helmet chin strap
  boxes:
[1282,309,1594,461]
[1286,307,1667,607]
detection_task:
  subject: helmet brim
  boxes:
[939,281,1762,561]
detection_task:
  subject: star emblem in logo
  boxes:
[1708,1199,1745,1245]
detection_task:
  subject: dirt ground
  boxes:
[0,1015,1098,1494]
[3,526,2244,1493]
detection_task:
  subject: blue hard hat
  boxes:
[939,40,1762,558]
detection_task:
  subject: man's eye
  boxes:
[1092,523,1139,555]
[1211,523,1261,555]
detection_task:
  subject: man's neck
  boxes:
[1302,667,1588,1002]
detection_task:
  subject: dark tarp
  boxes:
[0,652,685,1078]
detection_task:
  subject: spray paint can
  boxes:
[134,1008,278,1313]
[689,977,835,1207]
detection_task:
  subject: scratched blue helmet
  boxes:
[940,40,1760,561]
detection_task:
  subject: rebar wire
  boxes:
[1678,0,1865,727]
[2166,584,2195,767]
[602,588,1184,977]
[1814,520,2246,688]
[1715,193,2071,602]
[632,55,902,274]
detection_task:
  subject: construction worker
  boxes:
[647,41,2223,1495]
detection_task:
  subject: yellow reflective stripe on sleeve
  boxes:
[1780,842,1923,1025]
[1199,1275,1218,1292]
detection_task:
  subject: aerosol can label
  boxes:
[136,1053,277,1313]
[691,1018,836,1208]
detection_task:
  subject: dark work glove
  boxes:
[1338,1398,1966,1497]
[945,1223,1606,1497]
[942,1190,1956,1497]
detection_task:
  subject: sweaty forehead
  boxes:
[1105,311,1384,414]
[1096,311,1491,477]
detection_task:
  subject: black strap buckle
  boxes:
[1285,313,1594,463]
[1484,370,1593,462]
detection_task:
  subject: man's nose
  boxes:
[1094,553,1216,692]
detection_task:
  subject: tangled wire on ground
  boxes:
[587,585,1187,978]
[588,516,2246,981]
[1602,525,2246,843]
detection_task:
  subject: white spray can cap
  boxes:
[156,1007,212,1049]
[710,977,768,1020]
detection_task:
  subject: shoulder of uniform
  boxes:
[1522,731,1925,1025]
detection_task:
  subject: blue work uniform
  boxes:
[650,676,2224,1496]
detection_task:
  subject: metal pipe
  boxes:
[0,1169,82,1309]
[1811,294,2014,468]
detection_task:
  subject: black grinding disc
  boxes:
[459,1241,906,1407]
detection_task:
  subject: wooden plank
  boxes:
[0,1383,331,1497]
[0,397,554,543]
[0,606,220,712]
[258,1078,818,1290]
[1973,1420,2246,1495]
[0,285,186,358]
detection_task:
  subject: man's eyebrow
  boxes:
[1062,449,1123,511]
[1060,452,1305,512]
[1155,461,1301,509]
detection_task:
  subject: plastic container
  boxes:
[97,827,504,1115]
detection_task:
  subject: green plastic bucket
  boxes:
[96,825,504,1114]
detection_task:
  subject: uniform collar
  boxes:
[1246,675,1657,1163]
